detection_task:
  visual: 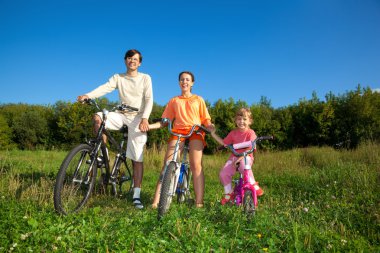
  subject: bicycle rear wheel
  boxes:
[158,161,177,219]
[177,166,191,203]
[243,189,256,216]
[54,144,97,215]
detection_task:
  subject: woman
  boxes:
[149,71,214,208]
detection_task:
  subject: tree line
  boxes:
[1,85,379,152]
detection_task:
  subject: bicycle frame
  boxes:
[82,99,136,193]
[226,136,273,211]
[53,99,138,214]
[157,118,209,218]
[161,119,197,198]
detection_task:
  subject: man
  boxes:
[77,49,153,209]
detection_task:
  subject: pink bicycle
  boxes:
[224,136,273,215]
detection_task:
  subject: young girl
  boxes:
[149,71,214,208]
[210,108,263,205]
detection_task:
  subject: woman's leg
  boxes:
[152,140,183,208]
[189,139,205,207]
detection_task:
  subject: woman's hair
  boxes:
[178,71,195,82]
[235,108,253,122]
[124,49,142,62]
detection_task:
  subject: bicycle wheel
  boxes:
[177,167,191,203]
[113,157,134,197]
[158,161,177,219]
[92,145,110,195]
[243,189,256,216]
[54,144,98,215]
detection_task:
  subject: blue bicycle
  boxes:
[156,118,209,219]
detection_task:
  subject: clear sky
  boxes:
[1,0,379,108]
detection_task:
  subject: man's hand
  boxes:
[77,95,89,102]
[139,118,149,132]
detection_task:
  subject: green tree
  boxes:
[0,114,15,149]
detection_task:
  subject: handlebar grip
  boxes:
[81,98,92,104]
[198,125,211,133]
[260,136,274,141]
[232,141,252,149]
[151,118,162,123]
[217,145,226,151]
[118,104,138,112]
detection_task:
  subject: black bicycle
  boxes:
[53,99,136,215]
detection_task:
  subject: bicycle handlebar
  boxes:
[159,118,210,139]
[81,98,138,113]
[225,136,274,157]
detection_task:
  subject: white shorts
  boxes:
[96,111,147,162]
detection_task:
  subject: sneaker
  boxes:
[220,193,234,205]
[253,182,264,196]
[133,198,144,209]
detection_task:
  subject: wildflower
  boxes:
[263,248,268,252]
[21,233,29,240]
[257,233,262,239]
[23,216,28,219]
[12,243,17,248]
[303,207,309,212]
[326,244,333,250]
[52,245,58,251]
[56,236,62,241]
[341,239,347,245]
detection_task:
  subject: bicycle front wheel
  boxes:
[113,157,134,197]
[243,189,256,216]
[177,166,192,204]
[54,144,97,215]
[158,161,177,219]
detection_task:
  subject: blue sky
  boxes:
[1,0,379,108]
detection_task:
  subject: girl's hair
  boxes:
[235,108,253,122]
[124,49,142,62]
[178,71,195,82]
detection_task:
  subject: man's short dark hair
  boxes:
[124,49,142,62]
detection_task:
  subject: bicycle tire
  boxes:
[243,189,256,216]
[112,157,134,197]
[158,161,177,219]
[177,167,191,203]
[53,144,97,215]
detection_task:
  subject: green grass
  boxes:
[0,143,379,252]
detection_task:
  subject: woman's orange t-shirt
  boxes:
[162,94,211,132]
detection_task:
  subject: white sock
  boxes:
[133,187,141,200]
[224,184,232,195]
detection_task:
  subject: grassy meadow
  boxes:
[0,143,379,252]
